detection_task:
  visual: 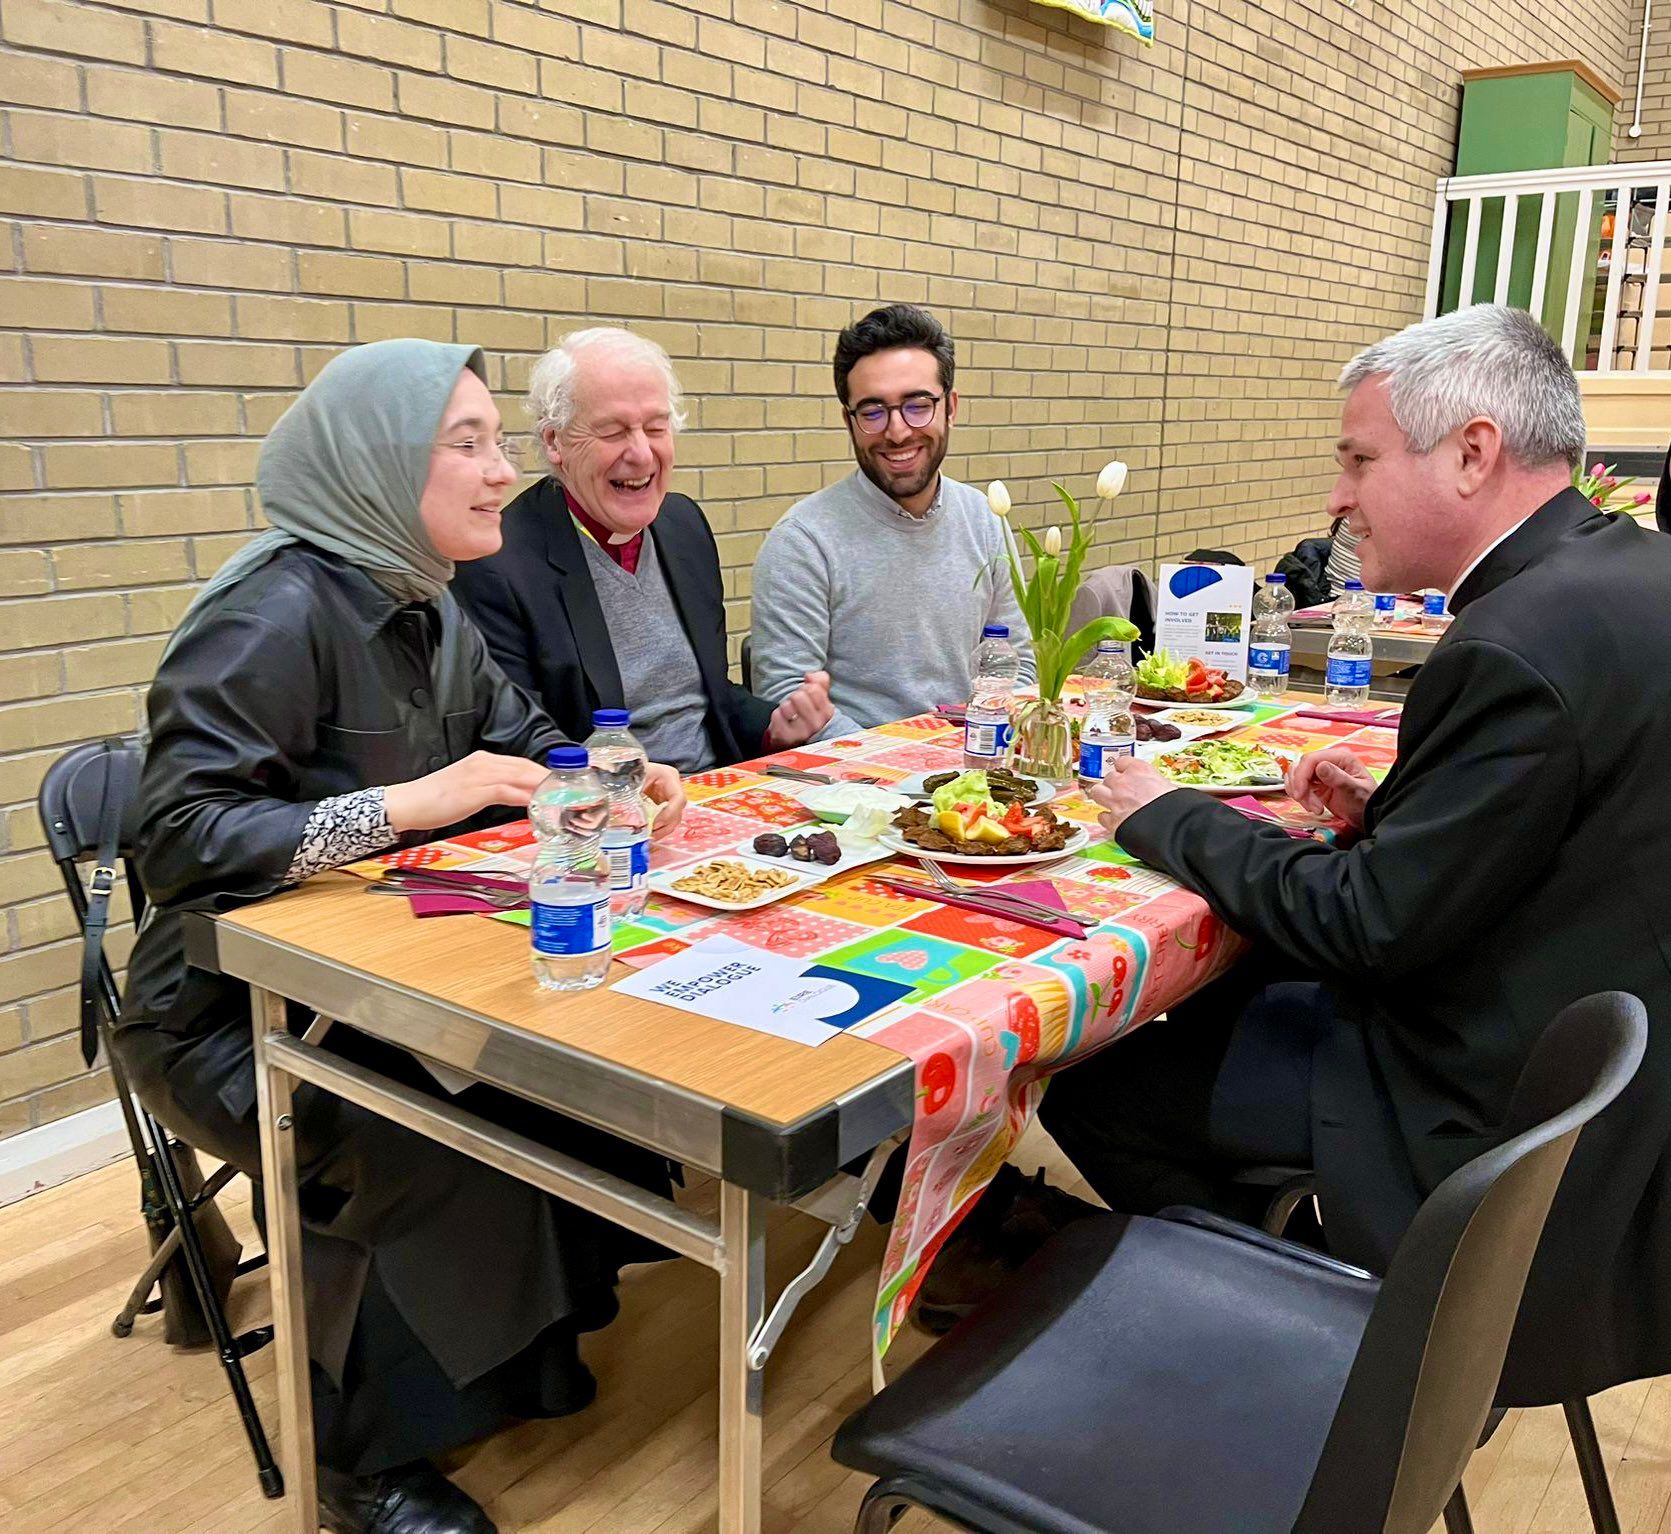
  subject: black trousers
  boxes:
[1038,960,1334,1222]
[118,1019,671,1475]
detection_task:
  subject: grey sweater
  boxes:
[750,470,1035,736]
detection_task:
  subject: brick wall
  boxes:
[0,0,1634,1138]
[1618,0,1670,158]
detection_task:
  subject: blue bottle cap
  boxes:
[1344,579,1365,591]
[592,709,630,729]
[1266,572,1287,583]
[546,746,588,770]
[982,624,1009,639]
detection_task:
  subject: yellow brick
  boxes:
[543,230,625,274]
[211,0,333,45]
[449,130,542,184]
[488,3,579,62]
[701,99,765,142]
[127,584,198,635]
[337,11,444,70]
[0,163,86,222]
[540,148,622,195]
[183,439,261,484]
[23,225,164,284]
[346,208,450,259]
[579,27,660,78]
[235,294,353,342]
[588,117,661,162]
[101,0,205,20]
[150,21,279,86]
[586,197,660,241]
[625,80,700,131]
[538,57,621,113]
[397,71,496,130]
[344,112,448,168]
[52,539,193,591]
[289,151,399,205]
[228,193,346,249]
[0,494,119,545]
[0,391,104,438]
[623,0,696,48]
[0,442,32,492]
[697,16,764,68]
[661,49,730,98]
[40,440,178,489]
[351,303,455,344]
[224,89,344,151]
[240,392,298,434]
[458,307,541,352]
[176,341,300,387]
[111,392,242,437]
[120,488,250,537]
[84,65,221,129]
[0,591,125,650]
[499,96,585,146]
[453,219,541,268]
[169,237,292,292]
[1,0,147,63]
[32,1069,120,1131]
[94,177,227,235]
[400,168,497,218]
[102,287,235,337]
[194,531,260,576]
[496,183,583,231]
[60,634,168,692]
[0,648,61,705]
[392,0,489,30]
[32,336,172,385]
[0,1031,83,1090]
[0,52,82,110]
[8,111,153,174]
[282,48,395,111]
[587,278,664,319]
[625,163,698,206]
[412,264,498,306]
[501,270,587,314]
[158,130,287,191]
[445,34,536,93]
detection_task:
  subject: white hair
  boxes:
[525,327,687,440]
[1338,304,1585,470]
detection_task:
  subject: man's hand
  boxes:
[1287,744,1376,831]
[1086,755,1181,840]
[764,671,834,751]
[384,752,550,834]
[643,762,687,840]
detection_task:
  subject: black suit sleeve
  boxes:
[451,562,541,697]
[1116,638,1580,980]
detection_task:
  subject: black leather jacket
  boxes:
[120,545,564,1051]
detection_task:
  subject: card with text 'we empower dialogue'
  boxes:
[610,938,914,1046]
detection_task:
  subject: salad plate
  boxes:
[892,768,1059,807]
[1153,741,1295,796]
[885,768,1082,862]
[1132,649,1251,708]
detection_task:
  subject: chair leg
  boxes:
[1564,1397,1623,1534]
[112,1223,181,1338]
[855,1485,916,1534]
[1443,1484,1476,1534]
[144,1112,285,1499]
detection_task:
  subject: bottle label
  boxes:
[531,898,611,957]
[605,837,649,892]
[1374,593,1396,613]
[1325,657,1373,688]
[964,719,1011,759]
[1423,592,1447,616]
[1248,644,1291,675]
[1079,740,1134,780]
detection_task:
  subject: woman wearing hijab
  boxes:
[116,340,687,1534]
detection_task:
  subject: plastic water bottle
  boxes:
[1326,579,1374,707]
[528,746,612,991]
[1420,590,1449,634]
[963,624,1020,769]
[1077,640,1136,785]
[1248,573,1295,700]
[583,708,649,924]
[1372,592,1397,626]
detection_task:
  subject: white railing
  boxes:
[1423,160,1671,374]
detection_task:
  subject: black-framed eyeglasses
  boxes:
[846,393,943,435]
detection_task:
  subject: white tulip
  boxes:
[1096,460,1129,500]
[1043,525,1062,557]
[986,480,1011,517]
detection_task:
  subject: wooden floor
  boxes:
[4,1124,1671,1534]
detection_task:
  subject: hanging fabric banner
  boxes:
[1031,0,1154,43]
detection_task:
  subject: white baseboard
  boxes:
[0,1098,134,1208]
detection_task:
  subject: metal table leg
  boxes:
[718,1181,765,1534]
[253,986,317,1532]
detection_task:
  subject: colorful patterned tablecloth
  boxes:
[1292,599,1445,638]
[356,697,1401,1356]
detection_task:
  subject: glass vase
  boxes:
[1010,697,1077,786]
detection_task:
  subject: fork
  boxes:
[917,857,1072,923]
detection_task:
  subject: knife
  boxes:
[875,878,1088,938]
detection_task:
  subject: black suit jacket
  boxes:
[451,478,774,766]
[1119,488,1671,1400]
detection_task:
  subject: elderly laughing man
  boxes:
[453,328,833,767]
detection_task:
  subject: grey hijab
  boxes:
[163,338,487,658]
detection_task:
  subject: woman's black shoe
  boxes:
[318,1460,497,1534]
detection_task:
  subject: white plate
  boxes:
[647,859,822,911]
[1153,747,1294,797]
[1144,707,1247,732]
[1140,693,1261,714]
[892,769,1059,807]
[877,826,1091,867]
[731,832,889,880]
[797,782,913,824]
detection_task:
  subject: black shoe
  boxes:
[912,1165,1099,1335]
[318,1460,498,1534]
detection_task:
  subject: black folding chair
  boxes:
[38,737,283,1500]
[833,991,1647,1534]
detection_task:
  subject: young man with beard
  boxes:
[750,304,1033,736]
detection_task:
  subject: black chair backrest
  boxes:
[39,736,146,883]
[1296,991,1648,1534]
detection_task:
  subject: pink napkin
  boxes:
[1288,706,1401,727]
[990,878,1071,910]
[402,891,528,917]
